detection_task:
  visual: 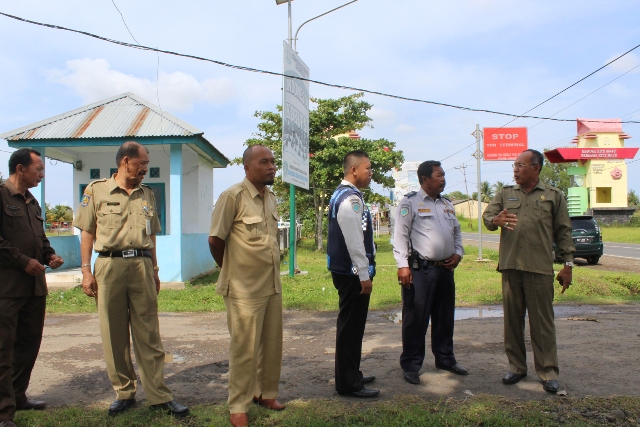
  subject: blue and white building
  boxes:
[0,92,229,283]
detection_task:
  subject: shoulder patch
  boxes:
[351,200,361,212]
[80,193,91,207]
[405,191,417,198]
[400,206,409,216]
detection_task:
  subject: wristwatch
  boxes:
[564,262,574,268]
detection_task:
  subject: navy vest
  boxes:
[327,184,376,278]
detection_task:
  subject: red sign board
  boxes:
[483,127,528,161]
[544,147,639,163]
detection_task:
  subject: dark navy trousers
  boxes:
[332,272,371,394]
[400,263,457,373]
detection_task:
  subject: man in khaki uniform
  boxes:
[209,145,284,427]
[483,149,575,393]
[74,141,188,417]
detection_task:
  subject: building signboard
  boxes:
[282,41,310,189]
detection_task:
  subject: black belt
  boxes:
[98,250,152,258]
[421,259,446,267]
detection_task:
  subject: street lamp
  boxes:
[276,0,359,51]
[293,0,358,51]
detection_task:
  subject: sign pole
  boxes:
[289,184,295,276]
[472,124,484,260]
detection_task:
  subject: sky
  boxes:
[1,0,639,208]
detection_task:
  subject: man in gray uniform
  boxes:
[393,160,467,385]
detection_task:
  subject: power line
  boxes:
[501,44,640,128]
[529,63,640,130]
[1,11,639,125]
[109,0,140,45]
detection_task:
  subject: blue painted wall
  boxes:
[48,235,81,268]
[180,233,215,281]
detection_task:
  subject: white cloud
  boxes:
[368,107,396,126]
[606,82,632,97]
[46,58,236,112]
[395,124,415,133]
[604,52,640,74]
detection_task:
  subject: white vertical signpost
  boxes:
[282,41,310,277]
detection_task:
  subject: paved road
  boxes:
[461,232,640,260]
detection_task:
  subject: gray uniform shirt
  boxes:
[393,188,464,268]
[336,180,375,281]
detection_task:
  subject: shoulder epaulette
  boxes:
[140,183,151,189]
[405,191,417,198]
[86,179,107,188]
[503,185,514,189]
[442,196,452,202]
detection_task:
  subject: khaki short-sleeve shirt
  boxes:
[74,176,161,252]
[210,177,281,298]
[482,180,575,275]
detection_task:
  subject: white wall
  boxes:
[181,145,214,234]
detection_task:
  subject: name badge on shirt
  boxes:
[418,208,431,213]
[142,201,151,235]
[508,198,519,201]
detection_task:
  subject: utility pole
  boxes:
[454,164,473,229]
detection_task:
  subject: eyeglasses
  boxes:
[512,163,536,170]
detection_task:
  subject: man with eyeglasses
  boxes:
[482,149,575,394]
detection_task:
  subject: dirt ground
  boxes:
[30,302,640,409]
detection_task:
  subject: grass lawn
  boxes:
[601,226,640,244]
[14,395,640,426]
[457,216,501,234]
[46,238,640,314]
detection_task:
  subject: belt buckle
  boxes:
[122,250,135,258]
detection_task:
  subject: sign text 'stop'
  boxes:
[483,127,528,161]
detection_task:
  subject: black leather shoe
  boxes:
[403,371,421,385]
[436,363,469,375]
[362,375,376,384]
[150,400,190,417]
[16,398,46,410]
[108,399,135,416]
[542,380,559,393]
[348,387,379,398]
[502,372,527,385]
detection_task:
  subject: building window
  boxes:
[110,168,118,177]
[596,187,612,204]
[90,169,100,179]
[150,167,160,178]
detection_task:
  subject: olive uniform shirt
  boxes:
[0,180,55,298]
[482,180,575,275]
[74,176,161,251]
[210,177,281,299]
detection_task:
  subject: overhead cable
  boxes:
[1,11,639,125]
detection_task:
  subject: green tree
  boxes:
[479,181,494,203]
[243,93,404,250]
[442,190,467,201]
[45,204,73,223]
[628,190,640,207]
[539,149,573,195]
[493,181,506,193]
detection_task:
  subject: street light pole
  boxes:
[293,0,358,51]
